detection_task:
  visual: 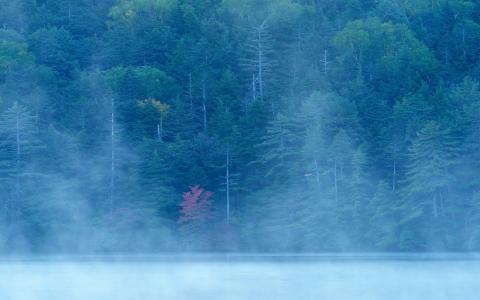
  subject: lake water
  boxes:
[0,254,478,300]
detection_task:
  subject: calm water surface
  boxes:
[0,254,478,300]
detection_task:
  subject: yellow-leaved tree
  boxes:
[138,99,170,141]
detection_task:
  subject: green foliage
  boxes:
[406,121,455,196]
[333,17,438,100]
[1,0,480,252]
[29,28,78,77]
[0,41,33,76]
[365,181,398,250]
[104,66,174,99]
[253,113,304,184]
[109,0,177,23]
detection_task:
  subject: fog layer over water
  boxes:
[0,255,478,300]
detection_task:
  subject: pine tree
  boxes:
[365,180,399,250]
[0,102,40,225]
[253,113,304,186]
[403,121,459,249]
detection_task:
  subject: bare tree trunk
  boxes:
[252,73,257,102]
[15,112,20,171]
[314,159,320,185]
[34,111,40,134]
[334,159,338,208]
[67,1,71,26]
[256,20,269,101]
[320,49,329,76]
[202,78,207,133]
[226,149,230,225]
[439,190,445,217]
[462,24,467,60]
[188,72,193,114]
[110,98,115,214]
[160,117,164,140]
[392,159,397,192]
[157,117,164,142]
[258,28,264,101]
[14,110,20,220]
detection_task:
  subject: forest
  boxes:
[1,0,480,252]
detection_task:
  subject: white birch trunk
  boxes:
[202,78,207,132]
[157,117,164,142]
[189,72,193,114]
[252,73,257,102]
[392,159,397,192]
[226,149,230,225]
[258,29,263,101]
[110,98,116,214]
[320,49,329,76]
[334,159,338,208]
[15,110,20,218]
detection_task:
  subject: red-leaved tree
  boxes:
[178,185,213,224]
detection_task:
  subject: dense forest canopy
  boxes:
[1,0,480,252]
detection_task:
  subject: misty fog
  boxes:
[1,255,479,300]
[2,0,480,299]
